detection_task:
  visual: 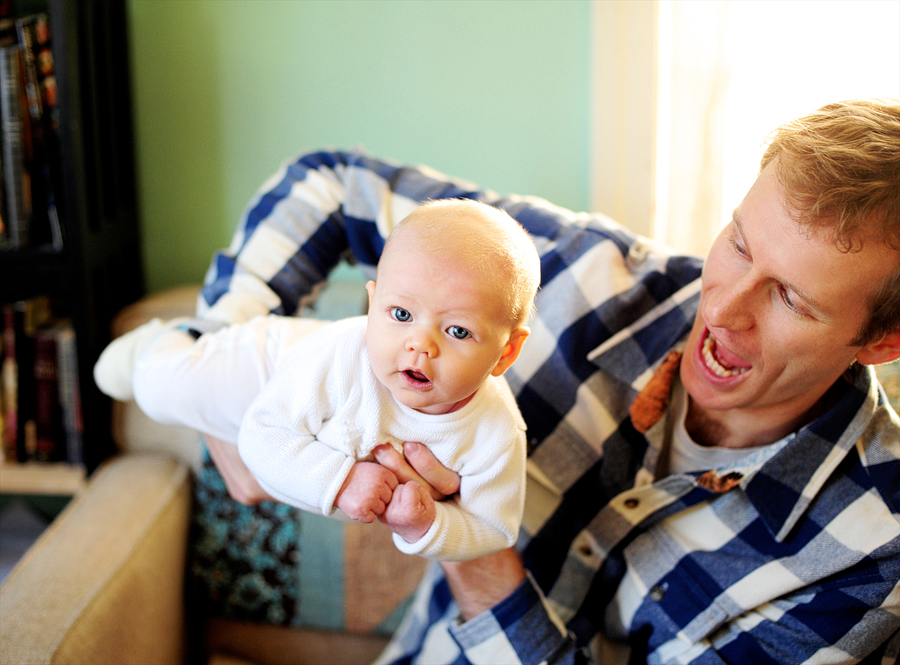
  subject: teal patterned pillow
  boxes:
[188,446,425,634]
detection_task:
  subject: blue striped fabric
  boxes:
[202,149,900,664]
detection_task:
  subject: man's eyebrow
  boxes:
[731,214,828,316]
[732,213,747,246]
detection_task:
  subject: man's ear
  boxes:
[856,330,900,366]
[491,327,531,377]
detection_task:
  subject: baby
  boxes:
[94,199,541,561]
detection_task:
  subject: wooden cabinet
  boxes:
[0,0,142,481]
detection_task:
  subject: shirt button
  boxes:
[650,585,666,602]
[627,242,649,268]
[624,498,640,509]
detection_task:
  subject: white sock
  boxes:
[93,318,187,401]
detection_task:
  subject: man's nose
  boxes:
[705,276,756,331]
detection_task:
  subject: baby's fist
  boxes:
[382,482,436,543]
[336,462,398,523]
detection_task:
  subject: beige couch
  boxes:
[0,286,427,665]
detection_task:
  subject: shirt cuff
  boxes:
[391,503,444,558]
[448,572,571,665]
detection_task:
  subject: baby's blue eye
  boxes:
[391,308,412,322]
[448,326,470,340]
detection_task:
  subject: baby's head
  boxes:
[365,199,540,414]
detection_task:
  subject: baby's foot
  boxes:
[93,318,183,400]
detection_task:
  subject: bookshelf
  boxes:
[0,0,143,488]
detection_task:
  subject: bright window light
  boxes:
[720,0,900,228]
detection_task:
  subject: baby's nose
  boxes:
[406,331,438,358]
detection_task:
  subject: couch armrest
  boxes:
[0,455,192,665]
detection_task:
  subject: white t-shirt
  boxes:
[668,381,785,475]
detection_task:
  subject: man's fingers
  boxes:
[373,442,461,501]
[373,444,407,475]
[373,444,443,500]
[372,444,425,483]
[404,441,461,497]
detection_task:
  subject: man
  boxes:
[197,100,900,663]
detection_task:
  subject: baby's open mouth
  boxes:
[701,332,750,378]
[405,369,430,383]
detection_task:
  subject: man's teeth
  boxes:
[702,335,748,378]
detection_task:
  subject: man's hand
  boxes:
[373,442,450,544]
[336,462,399,523]
[373,442,461,499]
[441,548,527,622]
[204,434,274,505]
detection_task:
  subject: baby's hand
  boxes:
[336,462,398,523]
[381,482,436,543]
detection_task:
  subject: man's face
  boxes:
[679,160,898,436]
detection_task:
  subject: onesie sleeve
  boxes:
[133,315,327,443]
[236,323,359,515]
[392,389,528,561]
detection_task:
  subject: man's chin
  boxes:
[680,351,751,414]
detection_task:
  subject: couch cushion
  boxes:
[189,451,427,636]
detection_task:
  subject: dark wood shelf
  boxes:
[1,0,143,476]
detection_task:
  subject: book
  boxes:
[54,323,83,464]
[1,306,84,466]
[0,4,7,250]
[0,131,6,249]
[32,324,64,462]
[16,13,61,249]
[1,301,85,465]
[0,392,5,461]
[8,296,51,461]
[0,2,14,46]
[31,15,59,135]
[0,150,7,249]
[1,303,17,462]
[0,15,7,250]
[0,45,29,249]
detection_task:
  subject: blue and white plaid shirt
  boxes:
[201,150,900,665]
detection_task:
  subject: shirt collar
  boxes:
[742,364,873,542]
[587,278,701,389]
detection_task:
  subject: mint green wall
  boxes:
[127,0,591,293]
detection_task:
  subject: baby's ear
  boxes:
[491,327,531,377]
[366,281,376,307]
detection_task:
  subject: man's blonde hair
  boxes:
[760,99,900,345]
[383,199,541,328]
